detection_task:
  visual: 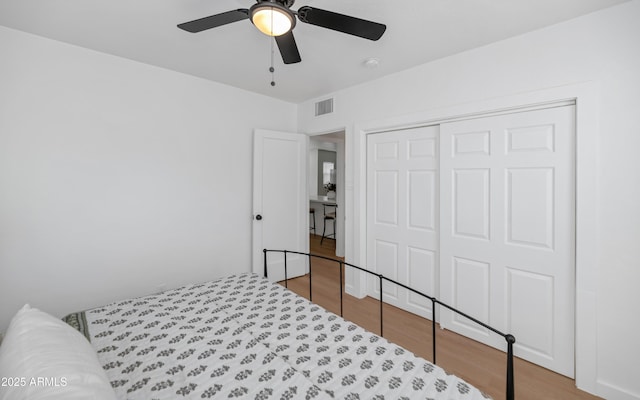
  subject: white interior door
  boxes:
[439,105,576,377]
[366,126,439,319]
[253,129,308,282]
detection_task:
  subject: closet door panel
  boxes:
[439,105,575,378]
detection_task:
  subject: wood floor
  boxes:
[280,235,602,400]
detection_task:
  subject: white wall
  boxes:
[0,27,297,330]
[298,1,640,399]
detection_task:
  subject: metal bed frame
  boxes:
[263,249,516,400]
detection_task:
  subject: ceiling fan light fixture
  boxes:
[250,2,296,37]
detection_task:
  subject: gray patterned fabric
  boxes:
[83,273,490,399]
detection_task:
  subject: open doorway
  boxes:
[308,131,345,258]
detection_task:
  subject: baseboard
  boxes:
[598,380,640,400]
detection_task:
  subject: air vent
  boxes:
[315,98,334,116]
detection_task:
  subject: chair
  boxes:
[309,208,316,235]
[321,204,337,244]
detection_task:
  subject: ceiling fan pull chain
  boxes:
[269,11,276,87]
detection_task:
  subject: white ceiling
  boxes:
[0,0,629,103]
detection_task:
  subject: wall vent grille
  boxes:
[315,98,334,116]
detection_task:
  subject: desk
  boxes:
[309,195,336,205]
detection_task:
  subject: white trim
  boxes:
[349,81,599,396]
[597,380,640,400]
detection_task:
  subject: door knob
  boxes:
[255,214,262,220]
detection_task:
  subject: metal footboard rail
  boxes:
[263,249,516,400]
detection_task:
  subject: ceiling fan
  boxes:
[177,0,386,64]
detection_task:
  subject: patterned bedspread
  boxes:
[69,273,490,399]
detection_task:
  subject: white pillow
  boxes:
[0,304,117,400]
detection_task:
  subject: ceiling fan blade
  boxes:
[297,6,386,41]
[275,31,302,64]
[178,9,249,33]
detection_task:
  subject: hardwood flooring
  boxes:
[280,235,602,400]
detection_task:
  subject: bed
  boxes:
[0,250,515,400]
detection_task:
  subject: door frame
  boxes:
[308,130,346,257]
[349,82,599,394]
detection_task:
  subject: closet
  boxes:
[366,104,575,377]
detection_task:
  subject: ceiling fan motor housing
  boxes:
[256,0,296,7]
[250,0,297,36]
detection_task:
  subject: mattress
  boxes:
[65,273,490,399]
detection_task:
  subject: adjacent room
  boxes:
[1,1,639,399]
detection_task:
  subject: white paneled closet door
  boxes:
[366,126,439,320]
[439,105,576,377]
